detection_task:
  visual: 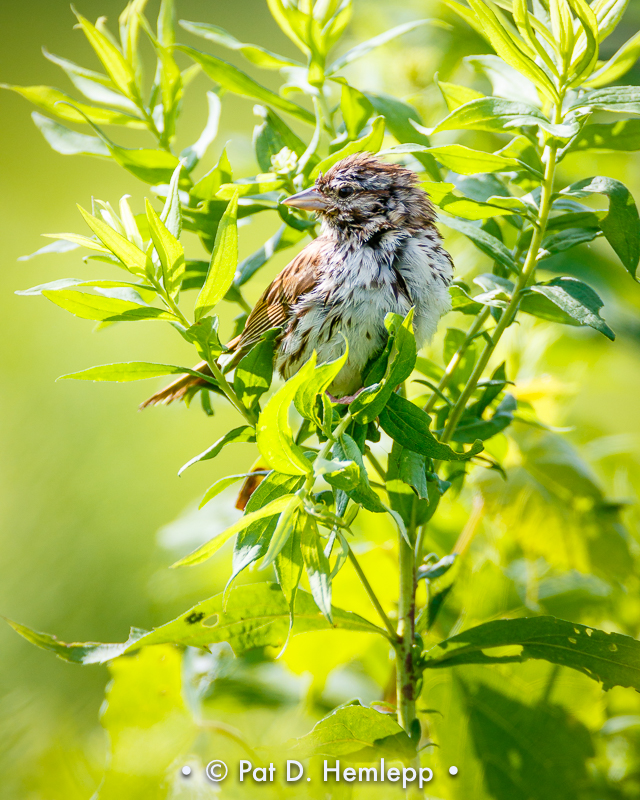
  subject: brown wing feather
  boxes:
[140,238,323,409]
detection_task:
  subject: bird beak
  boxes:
[282,187,330,211]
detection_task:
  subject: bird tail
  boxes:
[139,334,244,410]
[138,360,211,409]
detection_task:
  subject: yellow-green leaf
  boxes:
[257,357,317,476]
[78,206,148,276]
[195,191,239,320]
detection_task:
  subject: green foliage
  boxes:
[6,0,640,797]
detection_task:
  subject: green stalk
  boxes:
[347,548,399,641]
[396,508,418,734]
[440,131,560,445]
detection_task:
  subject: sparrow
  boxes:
[141,153,453,408]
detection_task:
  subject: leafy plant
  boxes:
[6,0,640,797]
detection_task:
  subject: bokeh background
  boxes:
[2,1,640,798]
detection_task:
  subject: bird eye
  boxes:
[337,185,354,199]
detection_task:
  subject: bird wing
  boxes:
[228,236,324,352]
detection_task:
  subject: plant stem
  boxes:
[208,358,258,426]
[347,548,399,641]
[440,134,560,445]
[423,307,491,414]
[396,516,418,734]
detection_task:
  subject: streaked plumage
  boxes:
[141,153,453,407]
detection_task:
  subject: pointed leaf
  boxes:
[256,357,316,476]
[195,191,239,319]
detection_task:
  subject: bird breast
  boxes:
[277,230,453,396]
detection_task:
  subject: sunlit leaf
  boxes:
[31,112,110,156]
[177,46,315,125]
[42,290,176,322]
[6,583,385,662]
[256,357,316,476]
[195,191,239,319]
[291,701,414,760]
[58,361,219,384]
[178,425,255,475]
[179,20,302,69]
[0,84,145,127]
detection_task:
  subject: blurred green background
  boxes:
[2,1,640,798]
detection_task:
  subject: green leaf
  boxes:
[16,278,155,298]
[177,46,315,125]
[235,224,306,287]
[437,80,485,111]
[465,54,540,106]
[257,357,316,476]
[232,472,304,582]
[440,215,519,274]
[190,146,233,201]
[291,702,414,761]
[310,116,385,180]
[366,92,440,179]
[386,441,431,527]
[179,20,302,69]
[586,31,640,88]
[42,47,137,110]
[294,345,348,426]
[423,616,640,691]
[570,119,640,153]
[328,19,446,74]
[42,290,176,322]
[592,0,630,43]
[195,191,239,319]
[58,361,219,384]
[259,495,302,569]
[73,10,140,102]
[97,646,196,799]
[452,393,517,443]
[200,473,253,508]
[178,425,255,476]
[253,105,308,173]
[561,177,640,276]
[570,85,640,115]
[31,112,110,156]
[173,494,298,567]
[77,206,148,275]
[379,393,483,461]
[568,0,600,84]
[6,583,385,663]
[301,518,333,621]
[540,226,601,255]
[180,91,221,172]
[145,200,185,298]
[457,677,594,800]
[382,143,528,175]
[351,310,417,424]
[340,84,374,140]
[332,434,386,513]
[234,329,278,412]
[0,84,145,128]
[520,277,615,340]
[275,519,304,618]
[466,0,559,103]
[432,97,578,139]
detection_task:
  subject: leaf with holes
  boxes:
[422,616,640,691]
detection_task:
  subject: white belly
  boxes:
[278,232,453,396]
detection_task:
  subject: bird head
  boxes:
[282,153,435,241]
